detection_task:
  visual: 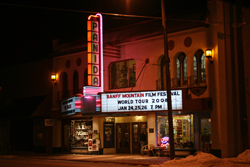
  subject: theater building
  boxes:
[47,0,249,158]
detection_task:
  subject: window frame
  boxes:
[176,53,187,87]
[193,50,206,85]
[109,59,136,89]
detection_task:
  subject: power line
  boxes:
[0,2,211,24]
[0,3,162,19]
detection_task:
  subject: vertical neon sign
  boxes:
[87,13,103,92]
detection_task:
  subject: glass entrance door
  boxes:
[116,123,130,153]
[200,118,211,153]
[132,122,147,154]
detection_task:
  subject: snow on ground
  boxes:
[150,150,250,167]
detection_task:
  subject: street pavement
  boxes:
[0,152,177,166]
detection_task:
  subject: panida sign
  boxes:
[101,90,182,112]
[87,13,103,87]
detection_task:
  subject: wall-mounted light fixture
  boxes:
[205,49,213,64]
[51,74,57,85]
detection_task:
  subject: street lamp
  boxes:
[205,49,213,64]
[51,74,57,85]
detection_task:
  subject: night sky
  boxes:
[1,0,248,86]
[0,0,161,67]
[0,0,208,66]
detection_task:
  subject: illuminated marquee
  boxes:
[87,13,103,88]
[101,90,182,112]
[61,97,82,116]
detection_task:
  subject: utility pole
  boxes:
[161,0,175,159]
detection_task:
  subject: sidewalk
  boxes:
[0,152,175,166]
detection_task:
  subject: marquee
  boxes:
[101,90,182,112]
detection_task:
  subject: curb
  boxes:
[0,155,162,166]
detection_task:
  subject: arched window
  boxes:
[192,50,206,86]
[160,56,170,90]
[175,52,187,87]
[176,58,181,86]
[62,72,68,99]
[73,70,79,95]
[201,53,206,81]
[184,56,187,83]
[193,56,198,83]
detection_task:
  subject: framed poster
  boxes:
[88,133,100,152]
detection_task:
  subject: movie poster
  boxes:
[88,133,100,152]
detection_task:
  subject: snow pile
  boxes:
[236,149,250,162]
[150,150,250,167]
[227,149,250,163]
[155,152,232,167]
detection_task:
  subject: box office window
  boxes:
[110,59,136,89]
[157,114,194,148]
[70,119,92,148]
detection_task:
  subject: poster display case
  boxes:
[88,133,100,152]
[70,119,92,148]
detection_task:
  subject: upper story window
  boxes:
[184,56,187,83]
[110,59,136,89]
[201,54,206,81]
[193,56,197,82]
[73,70,79,95]
[176,58,180,86]
[192,49,206,86]
[175,52,187,87]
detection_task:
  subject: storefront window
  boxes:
[70,119,92,148]
[157,114,194,148]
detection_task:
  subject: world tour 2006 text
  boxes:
[117,98,168,104]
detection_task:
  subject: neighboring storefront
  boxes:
[156,112,211,154]
[157,114,194,149]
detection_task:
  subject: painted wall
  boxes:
[52,52,87,108]
[103,28,210,96]
[147,113,156,146]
